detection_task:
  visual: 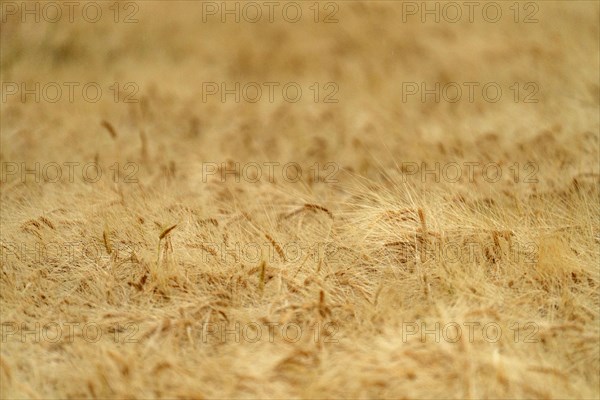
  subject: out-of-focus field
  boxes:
[1,1,599,398]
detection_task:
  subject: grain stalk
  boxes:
[258,260,266,294]
[157,224,178,266]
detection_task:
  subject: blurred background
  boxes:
[2,1,598,188]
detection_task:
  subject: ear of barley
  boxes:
[159,224,178,240]
[156,224,178,266]
[103,223,112,254]
[258,261,266,293]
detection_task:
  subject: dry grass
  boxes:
[1,1,599,399]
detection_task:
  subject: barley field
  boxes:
[1,1,599,399]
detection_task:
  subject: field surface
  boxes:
[1,1,599,398]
